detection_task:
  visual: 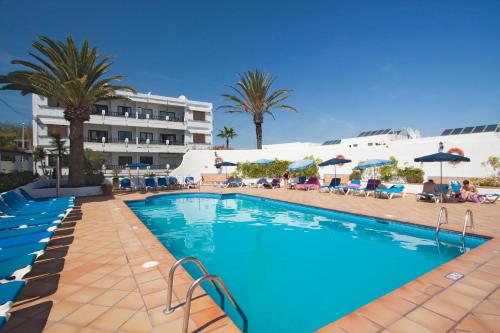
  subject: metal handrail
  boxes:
[182,274,248,333]
[462,209,474,240]
[435,207,448,236]
[164,257,225,314]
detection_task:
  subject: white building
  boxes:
[32,91,213,171]
[172,125,500,182]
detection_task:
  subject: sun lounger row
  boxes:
[0,188,74,329]
[119,176,198,191]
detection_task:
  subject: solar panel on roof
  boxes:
[472,125,485,133]
[461,127,474,134]
[441,129,452,135]
[382,129,391,134]
[484,124,498,132]
[373,130,382,135]
[358,132,366,137]
[451,128,463,135]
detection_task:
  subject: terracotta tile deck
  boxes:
[3,186,499,333]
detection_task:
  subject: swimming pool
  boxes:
[127,193,487,333]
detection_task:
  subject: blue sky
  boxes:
[1,0,499,148]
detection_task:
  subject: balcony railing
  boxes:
[84,137,185,145]
[91,109,184,122]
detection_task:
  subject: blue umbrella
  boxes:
[415,152,470,184]
[319,158,352,180]
[215,161,238,178]
[354,159,394,180]
[251,159,274,165]
[288,159,314,171]
[354,159,394,170]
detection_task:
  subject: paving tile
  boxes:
[90,289,129,306]
[422,296,469,321]
[45,301,83,322]
[116,292,145,310]
[120,311,153,332]
[89,307,136,330]
[62,304,109,326]
[64,287,107,303]
[43,322,80,333]
[406,307,455,333]
[454,313,495,332]
[387,317,435,333]
[335,313,381,333]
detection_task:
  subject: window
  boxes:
[161,134,176,144]
[87,130,108,142]
[193,111,205,121]
[141,108,153,117]
[193,133,206,144]
[117,105,132,115]
[47,125,68,137]
[1,153,14,162]
[140,156,153,165]
[118,156,133,166]
[160,111,176,121]
[118,131,133,142]
[139,132,153,142]
[93,104,108,114]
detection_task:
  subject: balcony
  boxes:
[90,109,184,122]
[83,137,187,154]
[85,137,184,145]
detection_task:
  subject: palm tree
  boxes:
[32,146,46,175]
[217,126,238,149]
[49,132,67,177]
[219,69,298,149]
[0,36,134,186]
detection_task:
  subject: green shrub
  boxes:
[397,167,425,183]
[471,176,500,187]
[0,171,35,192]
[236,159,292,178]
[349,170,363,180]
[379,156,398,181]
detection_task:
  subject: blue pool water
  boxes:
[127,193,487,333]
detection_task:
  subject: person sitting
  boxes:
[417,179,444,202]
[460,180,484,203]
[423,179,439,194]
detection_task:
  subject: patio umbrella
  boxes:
[251,159,274,165]
[288,159,314,171]
[215,161,238,178]
[414,152,470,184]
[354,159,394,180]
[319,158,352,181]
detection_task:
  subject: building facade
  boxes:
[32,91,213,172]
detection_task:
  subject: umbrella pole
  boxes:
[440,161,443,185]
[334,165,337,182]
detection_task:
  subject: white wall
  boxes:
[171,132,500,181]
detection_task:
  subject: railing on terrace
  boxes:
[104,164,176,170]
[90,109,184,122]
[84,137,185,145]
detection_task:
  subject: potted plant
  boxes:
[101,178,113,195]
[112,168,120,190]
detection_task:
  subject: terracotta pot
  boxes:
[102,185,113,196]
[112,178,120,190]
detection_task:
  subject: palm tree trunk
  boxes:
[68,118,86,187]
[226,138,229,149]
[255,122,263,149]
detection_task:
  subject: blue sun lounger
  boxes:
[0,217,61,230]
[0,225,58,240]
[3,191,73,209]
[374,185,406,199]
[19,188,74,204]
[0,242,48,261]
[0,200,69,219]
[1,194,73,213]
[0,254,36,281]
[0,280,26,330]
[320,178,341,192]
[145,177,157,191]
[0,232,53,249]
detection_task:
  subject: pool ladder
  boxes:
[435,207,474,240]
[164,257,248,333]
